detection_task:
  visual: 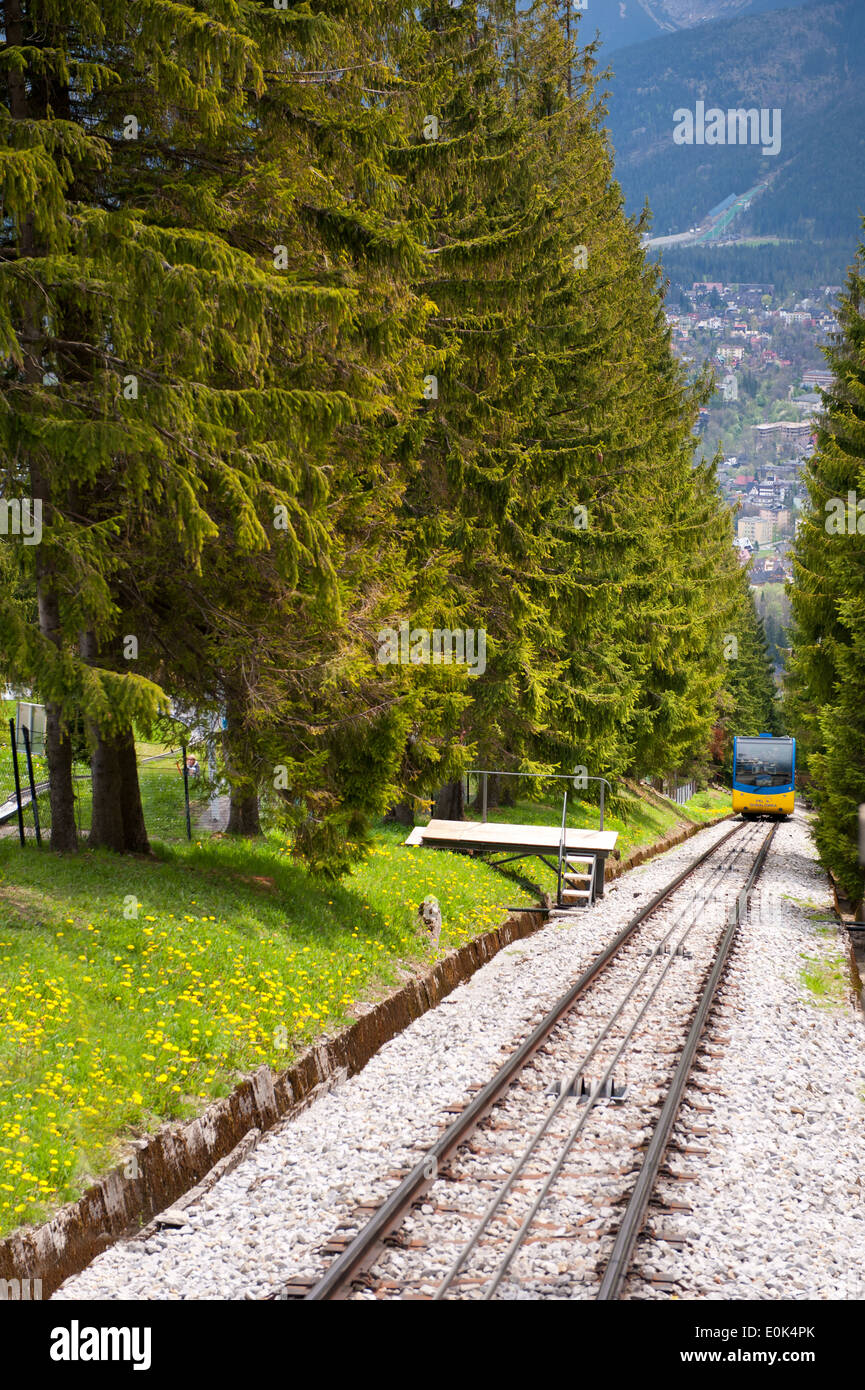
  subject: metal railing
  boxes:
[557,788,569,907]
[465,769,612,831]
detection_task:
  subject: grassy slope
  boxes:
[0,783,729,1235]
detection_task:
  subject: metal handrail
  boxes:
[557,789,569,907]
[466,769,612,831]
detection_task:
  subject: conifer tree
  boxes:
[487,3,742,791]
[121,1,441,853]
[717,579,779,772]
[0,1,372,850]
[366,0,560,815]
[789,229,865,902]
[0,0,773,871]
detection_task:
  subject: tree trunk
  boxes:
[227,787,261,836]
[433,779,464,820]
[89,728,124,851]
[30,467,78,851]
[117,728,150,853]
[470,773,511,812]
[223,687,260,836]
[43,700,77,851]
[384,799,415,827]
[81,632,149,853]
[88,726,150,852]
[500,777,517,807]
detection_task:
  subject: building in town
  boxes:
[737,515,772,545]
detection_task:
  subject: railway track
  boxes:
[268,817,775,1301]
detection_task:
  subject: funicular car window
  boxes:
[735,739,793,788]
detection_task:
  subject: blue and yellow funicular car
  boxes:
[732,733,796,818]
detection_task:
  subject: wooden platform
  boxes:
[404,819,618,898]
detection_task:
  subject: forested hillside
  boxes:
[558,0,810,56]
[1,0,761,872]
[606,0,865,249]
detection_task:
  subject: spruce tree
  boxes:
[717,578,779,774]
[122,1,438,853]
[0,1,379,851]
[494,3,743,793]
[789,228,865,902]
[378,0,558,812]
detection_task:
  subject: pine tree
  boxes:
[789,228,865,903]
[717,578,779,775]
[0,1,375,851]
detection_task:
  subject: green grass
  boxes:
[0,833,511,1232]
[799,950,848,1008]
[0,779,728,1235]
[680,787,732,824]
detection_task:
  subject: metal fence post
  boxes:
[600,779,605,831]
[207,738,220,825]
[482,772,488,823]
[21,725,41,846]
[181,740,192,840]
[8,718,25,847]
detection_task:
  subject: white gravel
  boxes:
[627,810,865,1301]
[351,820,767,1299]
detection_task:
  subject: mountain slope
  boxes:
[574,0,810,55]
[603,0,865,245]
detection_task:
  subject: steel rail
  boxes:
[595,822,777,1301]
[296,820,747,1301]
[477,824,767,1300]
[434,822,764,1299]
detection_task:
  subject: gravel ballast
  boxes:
[627,811,865,1301]
[54,811,864,1300]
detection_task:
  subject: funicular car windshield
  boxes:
[734,737,793,789]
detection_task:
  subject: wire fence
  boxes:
[0,722,202,845]
[670,779,697,806]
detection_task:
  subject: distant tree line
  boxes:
[655,242,855,301]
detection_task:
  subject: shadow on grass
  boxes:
[0,838,395,955]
